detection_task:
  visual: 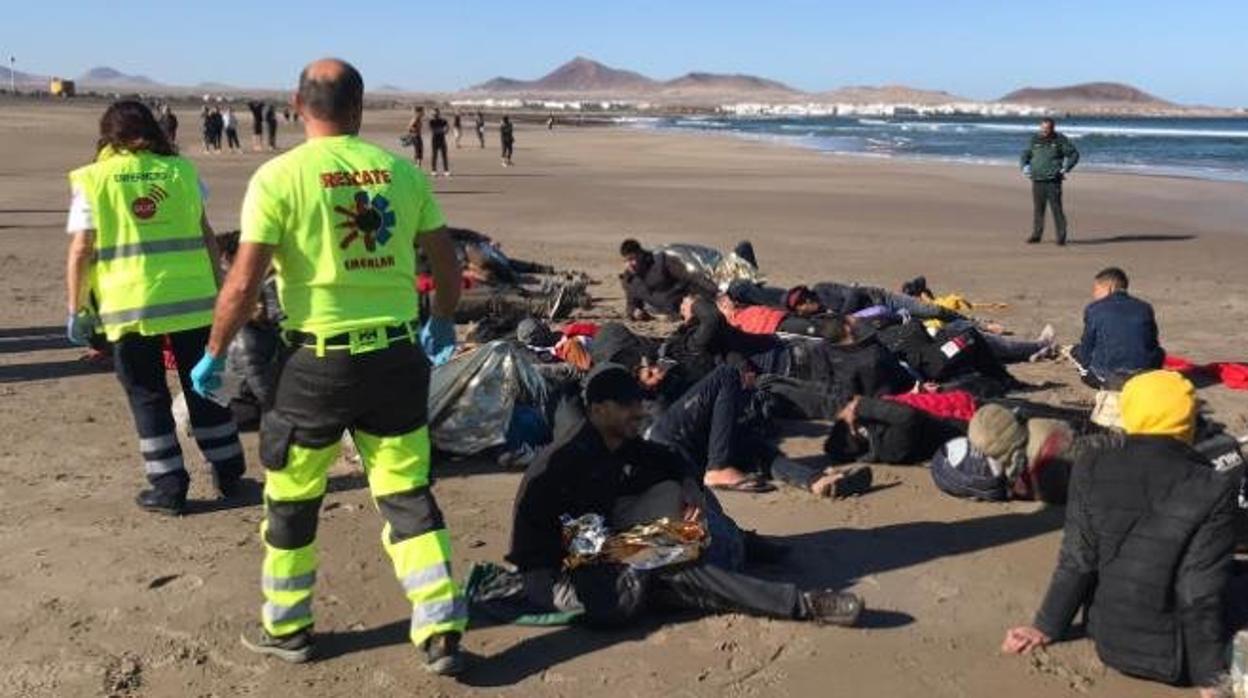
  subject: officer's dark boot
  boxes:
[136,488,187,516]
[137,473,188,516]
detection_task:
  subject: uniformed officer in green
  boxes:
[65,100,246,515]
[1021,117,1080,246]
[192,58,469,673]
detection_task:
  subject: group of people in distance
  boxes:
[197,100,281,154]
[60,54,1243,696]
[405,106,515,176]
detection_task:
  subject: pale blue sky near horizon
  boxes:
[4,0,1246,106]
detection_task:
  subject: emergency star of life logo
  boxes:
[131,184,168,220]
[336,191,395,252]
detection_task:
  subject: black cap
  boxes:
[584,363,644,406]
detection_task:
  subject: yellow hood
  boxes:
[1120,370,1197,443]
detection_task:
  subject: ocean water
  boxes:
[627,115,1248,182]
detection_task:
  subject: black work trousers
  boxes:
[531,558,802,627]
[113,326,245,494]
[1031,179,1068,243]
[431,136,449,172]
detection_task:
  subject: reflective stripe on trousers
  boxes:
[260,425,465,644]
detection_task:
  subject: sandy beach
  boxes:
[2,100,1247,697]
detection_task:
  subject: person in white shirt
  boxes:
[223,107,241,152]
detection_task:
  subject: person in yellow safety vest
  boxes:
[65,100,247,516]
[191,58,470,674]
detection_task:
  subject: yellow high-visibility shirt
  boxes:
[240,135,445,335]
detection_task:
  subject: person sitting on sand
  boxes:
[1002,371,1235,698]
[619,238,719,321]
[508,364,866,629]
[1070,266,1163,389]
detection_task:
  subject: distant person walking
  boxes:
[475,111,485,148]
[223,106,241,152]
[453,110,462,149]
[264,104,278,150]
[247,100,266,151]
[158,104,178,144]
[500,115,515,167]
[1021,117,1080,246]
[429,108,450,176]
[546,112,555,130]
[408,106,425,167]
[200,106,212,152]
[207,107,225,153]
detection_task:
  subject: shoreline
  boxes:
[613,120,1248,184]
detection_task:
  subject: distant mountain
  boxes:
[470,56,657,94]
[1,66,50,86]
[661,72,799,97]
[373,83,407,93]
[816,84,967,105]
[468,57,807,103]
[1000,82,1170,106]
[78,66,161,87]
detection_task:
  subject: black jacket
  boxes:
[621,251,718,315]
[507,421,689,572]
[1033,435,1236,687]
[662,299,782,381]
[846,397,965,464]
[589,322,658,372]
[796,338,915,398]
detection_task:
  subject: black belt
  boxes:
[283,321,417,353]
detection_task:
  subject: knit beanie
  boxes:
[1120,370,1197,444]
[968,404,1027,462]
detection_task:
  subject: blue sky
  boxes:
[4,0,1246,105]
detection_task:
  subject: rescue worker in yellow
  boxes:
[65,100,246,515]
[191,58,469,673]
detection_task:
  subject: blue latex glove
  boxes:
[420,316,457,366]
[66,310,97,346]
[190,350,226,400]
[1022,165,1032,178]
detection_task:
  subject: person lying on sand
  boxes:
[898,276,1058,364]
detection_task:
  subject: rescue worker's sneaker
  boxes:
[240,626,315,663]
[423,631,468,676]
[135,488,186,516]
[802,589,864,627]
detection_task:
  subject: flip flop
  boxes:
[830,466,873,499]
[709,476,776,493]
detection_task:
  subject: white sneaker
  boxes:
[1036,324,1056,344]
